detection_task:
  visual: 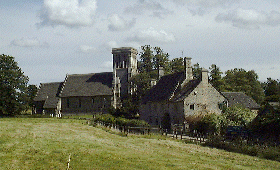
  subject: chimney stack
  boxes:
[201,68,208,84]
[158,66,164,79]
[184,57,193,81]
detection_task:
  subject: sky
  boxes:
[1,0,280,85]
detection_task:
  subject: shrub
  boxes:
[93,114,149,128]
[192,113,221,135]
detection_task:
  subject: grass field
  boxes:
[1,118,280,170]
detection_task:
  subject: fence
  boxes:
[89,120,208,143]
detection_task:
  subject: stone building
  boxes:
[34,47,138,116]
[34,47,260,121]
[139,58,227,128]
[59,72,114,114]
[33,82,63,116]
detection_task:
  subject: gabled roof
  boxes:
[142,72,201,103]
[170,79,201,102]
[60,72,113,97]
[221,92,260,109]
[34,82,63,109]
[142,72,185,103]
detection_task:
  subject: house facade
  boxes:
[139,58,226,127]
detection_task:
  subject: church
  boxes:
[33,47,138,116]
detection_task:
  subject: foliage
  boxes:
[204,134,280,162]
[192,113,221,135]
[27,84,38,107]
[192,105,256,135]
[263,78,280,102]
[0,54,29,115]
[170,57,184,73]
[93,114,149,127]
[221,105,256,128]
[221,68,264,104]
[138,45,170,74]
[130,45,172,105]
[109,95,139,119]
[209,64,224,91]
[130,72,151,102]
[192,63,202,79]
[250,103,280,139]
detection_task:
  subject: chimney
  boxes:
[201,68,208,84]
[184,57,193,81]
[158,66,164,79]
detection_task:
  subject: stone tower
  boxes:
[112,47,138,108]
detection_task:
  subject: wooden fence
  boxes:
[89,120,207,143]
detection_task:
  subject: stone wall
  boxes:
[139,101,185,127]
[61,96,112,114]
[183,82,225,121]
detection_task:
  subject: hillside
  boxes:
[0,118,279,169]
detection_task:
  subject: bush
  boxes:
[93,114,149,128]
[205,134,280,162]
[192,113,221,135]
[94,114,116,125]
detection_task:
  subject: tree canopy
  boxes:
[221,68,264,104]
[0,54,29,115]
[263,78,280,102]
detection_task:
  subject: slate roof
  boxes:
[142,72,201,103]
[141,72,184,103]
[60,72,113,97]
[170,79,201,102]
[221,92,260,109]
[34,82,63,109]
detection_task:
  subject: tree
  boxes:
[0,54,29,115]
[153,47,170,71]
[27,84,38,107]
[263,78,280,102]
[221,105,256,128]
[221,68,264,104]
[192,63,202,79]
[138,45,154,73]
[170,57,184,73]
[209,64,224,91]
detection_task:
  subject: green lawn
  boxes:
[0,118,280,170]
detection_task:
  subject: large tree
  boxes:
[0,54,29,115]
[263,78,280,102]
[170,57,184,73]
[221,68,264,104]
[209,64,224,91]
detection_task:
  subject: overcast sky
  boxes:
[1,0,280,85]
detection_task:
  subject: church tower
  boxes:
[112,47,138,108]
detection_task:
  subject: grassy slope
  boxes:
[0,118,280,170]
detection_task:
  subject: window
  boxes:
[67,98,70,108]
[190,104,195,110]
[79,98,82,108]
[92,98,95,105]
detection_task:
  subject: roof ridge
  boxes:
[68,72,113,76]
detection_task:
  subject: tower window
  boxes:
[190,104,194,110]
